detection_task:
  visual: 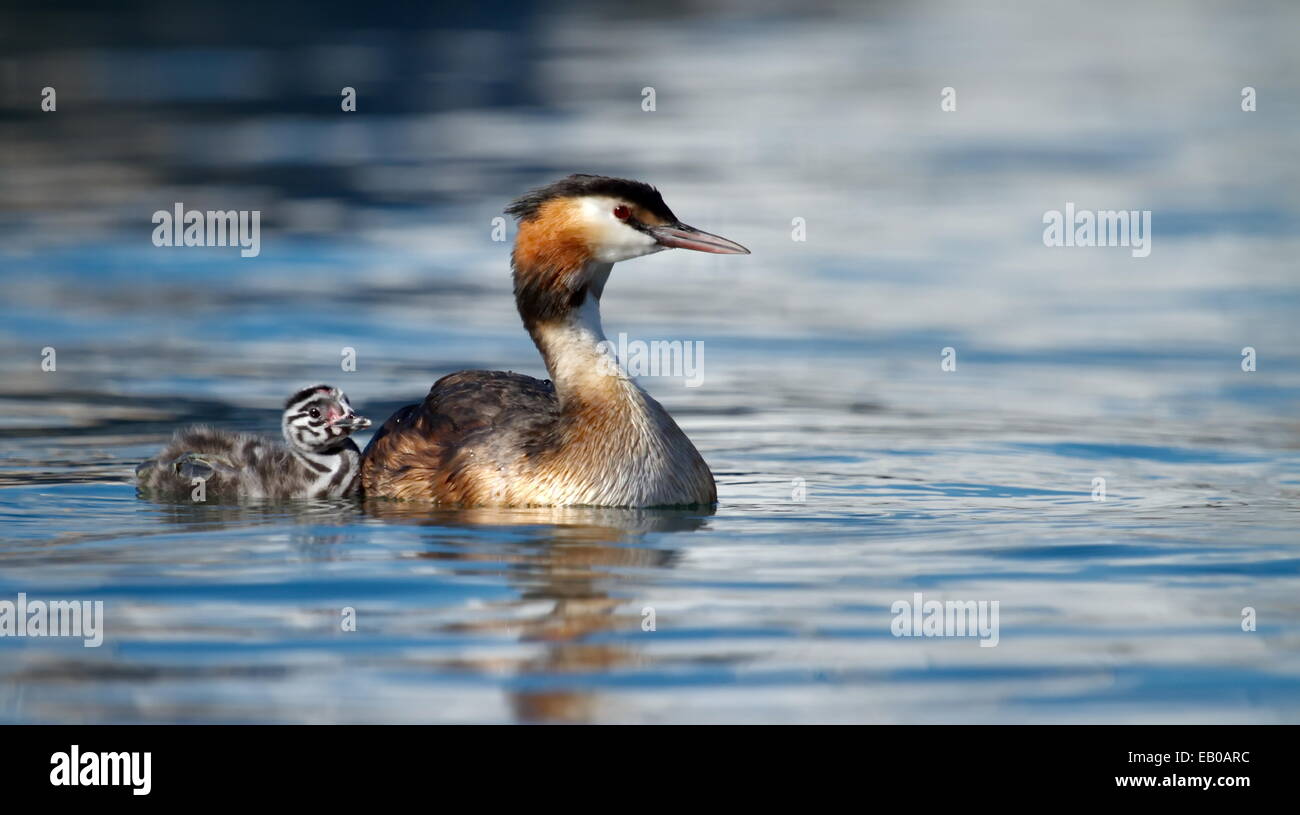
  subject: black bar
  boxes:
[4,725,1280,801]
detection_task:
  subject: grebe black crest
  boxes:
[362,174,749,507]
[135,385,371,501]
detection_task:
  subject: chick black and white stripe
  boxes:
[134,385,371,501]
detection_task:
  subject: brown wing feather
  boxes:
[360,370,559,502]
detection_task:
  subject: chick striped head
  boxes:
[282,385,371,452]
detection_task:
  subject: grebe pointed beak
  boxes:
[334,414,372,430]
[648,222,750,255]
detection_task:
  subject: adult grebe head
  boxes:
[505,174,749,328]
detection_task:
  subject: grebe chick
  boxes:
[362,174,749,507]
[135,385,371,500]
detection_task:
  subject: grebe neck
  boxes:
[523,262,639,410]
[512,258,716,506]
[284,428,356,475]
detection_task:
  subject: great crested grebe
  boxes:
[361,174,750,507]
[135,385,371,500]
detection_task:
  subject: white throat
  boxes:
[534,263,641,406]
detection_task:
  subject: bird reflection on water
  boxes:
[361,501,708,724]
[139,495,709,723]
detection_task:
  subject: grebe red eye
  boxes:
[613,205,631,221]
